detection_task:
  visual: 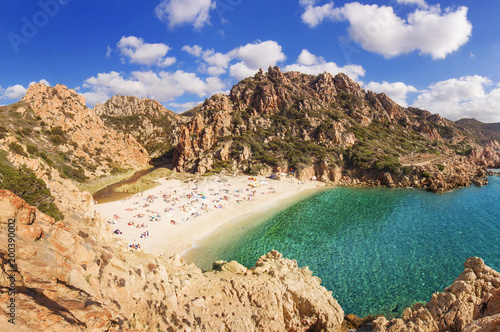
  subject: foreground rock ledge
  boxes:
[2,190,500,331]
[0,190,343,331]
[373,257,500,332]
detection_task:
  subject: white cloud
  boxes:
[29,79,51,87]
[396,0,428,7]
[117,36,176,67]
[168,100,203,112]
[284,49,365,81]
[364,81,417,106]
[0,79,51,101]
[301,2,336,28]
[106,45,113,58]
[227,41,286,80]
[300,2,472,59]
[155,0,215,29]
[203,49,232,74]
[0,85,27,100]
[229,41,286,70]
[82,70,225,106]
[182,45,203,57]
[299,0,317,6]
[412,76,500,122]
[182,40,286,80]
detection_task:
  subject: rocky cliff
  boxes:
[93,95,184,158]
[171,66,498,192]
[373,257,500,332]
[21,84,149,174]
[0,190,344,331]
[0,84,149,221]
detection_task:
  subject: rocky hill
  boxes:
[0,83,149,220]
[93,95,184,158]
[171,66,499,192]
[455,118,500,143]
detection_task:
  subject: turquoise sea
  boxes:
[189,175,500,318]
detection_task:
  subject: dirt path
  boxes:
[400,153,448,167]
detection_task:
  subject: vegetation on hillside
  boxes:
[0,103,91,183]
[99,113,176,157]
[0,149,63,220]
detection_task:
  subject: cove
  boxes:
[186,175,500,318]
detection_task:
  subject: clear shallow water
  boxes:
[206,176,500,318]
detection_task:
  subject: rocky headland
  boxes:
[169,67,499,193]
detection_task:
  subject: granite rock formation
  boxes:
[21,84,149,174]
[171,66,498,192]
[93,95,184,157]
[373,257,500,332]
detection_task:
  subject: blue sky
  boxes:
[1,0,500,122]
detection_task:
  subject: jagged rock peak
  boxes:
[19,82,150,171]
[23,82,86,108]
[228,66,370,116]
[93,95,178,119]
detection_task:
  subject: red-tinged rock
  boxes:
[84,309,113,329]
[18,224,44,241]
[0,190,36,225]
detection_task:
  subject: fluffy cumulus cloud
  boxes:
[182,45,203,57]
[155,0,215,29]
[82,70,225,107]
[182,40,286,80]
[117,36,176,67]
[0,85,27,100]
[228,41,287,80]
[284,49,365,81]
[0,79,51,101]
[412,76,500,122]
[300,1,472,59]
[364,81,417,106]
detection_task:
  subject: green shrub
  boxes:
[0,152,64,221]
[211,160,232,173]
[402,166,413,175]
[437,164,445,171]
[26,143,39,156]
[50,126,65,136]
[421,171,431,178]
[51,135,65,145]
[61,164,87,183]
[9,142,26,156]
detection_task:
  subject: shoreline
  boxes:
[180,184,326,269]
[94,175,327,258]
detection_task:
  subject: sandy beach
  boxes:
[94,175,325,257]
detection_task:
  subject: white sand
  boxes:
[95,175,325,257]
